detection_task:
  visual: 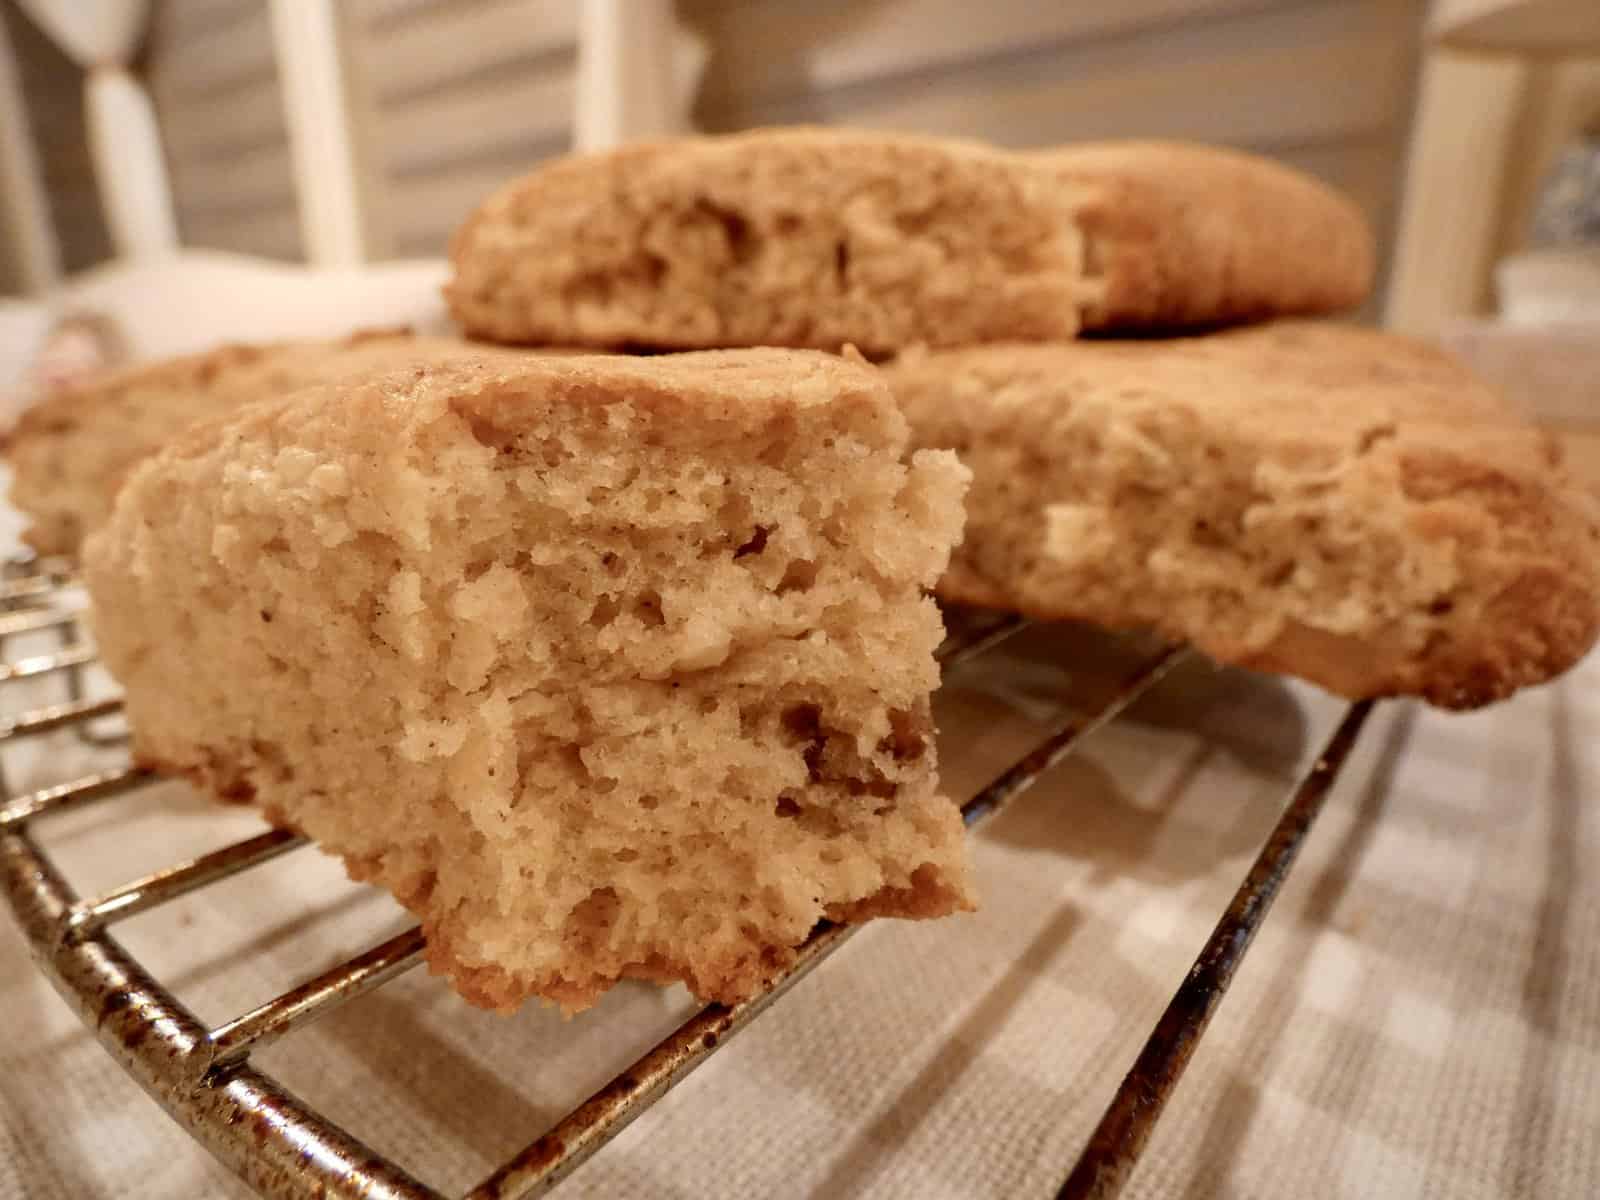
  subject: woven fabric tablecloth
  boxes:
[2,515,1596,1198]
[2,281,1596,1197]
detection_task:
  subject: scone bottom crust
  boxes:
[85,350,975,1014]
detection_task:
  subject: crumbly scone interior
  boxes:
[88,356,973,1011]
[450,132,1096,352]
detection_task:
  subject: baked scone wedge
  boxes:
[1041,140,1374,331]
[4,329,521,557]
[887,323,1600,709]
[447,127,1371,354]
[85,350,974,1013]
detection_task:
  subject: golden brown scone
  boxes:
[887,323,1600,709]
[4,329,528,557]
[84,349,973,1013]
[447,128,1371,354]
[1041,141,1375,330]
[447,127,1096,354]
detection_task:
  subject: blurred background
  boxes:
[1,0,1597,334]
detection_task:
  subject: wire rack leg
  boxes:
[1,821,447,1200]
[1057,700,1375,1200]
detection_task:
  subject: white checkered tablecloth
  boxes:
[3,580,1596,1198]
[2,277,1595,1198]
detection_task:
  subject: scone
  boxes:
[448,127,1093,355]
[84,350,974,1013]
[447,128,1371,354]
[4,329,521,556]
[887,323,1600,708]
[1042,141,1374,331]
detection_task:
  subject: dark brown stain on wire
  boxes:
[1057,700,1375,1200]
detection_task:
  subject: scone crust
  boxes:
[3,329,511,557]
[889,323,1600,708]
[5,340,275,555]
[447,126,1091,354]
[1043,141,1375,330]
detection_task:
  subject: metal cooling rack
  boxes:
[0,553,1373,1200]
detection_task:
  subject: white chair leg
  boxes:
[268,0,369,266]
[84,65,180,260]
[1384,49,1528,334]
[0,8,60,292]
[575,0,703,151]
[13,0,175,267]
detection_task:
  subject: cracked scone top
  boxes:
[84,349,974,1013]
[887,322,1600,709]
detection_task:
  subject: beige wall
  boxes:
[352,0,579,258]
[19,0,1432,283]
[684,0,1425,313]
[146,0,301,260]
[1386,49,1600,333]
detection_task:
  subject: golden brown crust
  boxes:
[5,341,276,554]
[1039,140,1375,330]
[3,329,525,556]
[887,322,1600,709]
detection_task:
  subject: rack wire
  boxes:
[0,554,1374,1200]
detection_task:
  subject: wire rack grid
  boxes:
[0,554,1373,1199]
